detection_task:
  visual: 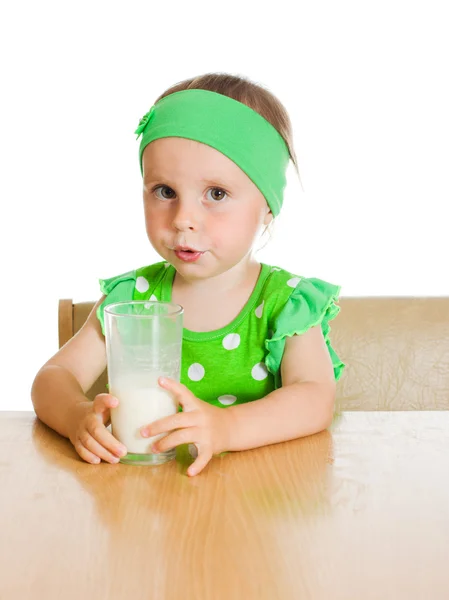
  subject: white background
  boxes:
[1,0,447,410]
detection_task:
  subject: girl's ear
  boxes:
[263,209,274,226]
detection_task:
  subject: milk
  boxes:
[110,377,178,454]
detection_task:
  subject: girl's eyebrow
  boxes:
[143,172,168,185]
[200,177,232,188]
[143,175,232,188]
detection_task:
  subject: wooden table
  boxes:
[1,411,448,599]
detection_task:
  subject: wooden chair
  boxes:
[59,297,449,410]
[58,300,108,401]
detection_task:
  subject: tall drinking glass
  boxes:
[104,301,183,466]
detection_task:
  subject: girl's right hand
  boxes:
[68,394,127,464]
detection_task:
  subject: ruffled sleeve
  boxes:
[265,277,345,388]
[96,270,137,336]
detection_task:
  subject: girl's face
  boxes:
[142,138,272,281]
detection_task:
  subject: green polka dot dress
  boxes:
[97,262,345,406]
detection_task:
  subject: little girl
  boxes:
[32,73,345,476]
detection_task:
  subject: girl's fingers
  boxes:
[158,378,197,410]
[187,445,212,477]
[142,410,197,438]
[158,377,186,396]
[87,420,127,458]
[80,431,122,464]
[93,394,119,416]
[154,426,202,453]
[74,439,101,465]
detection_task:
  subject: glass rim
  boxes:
[104,300,184,318]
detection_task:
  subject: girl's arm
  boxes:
[141,325,337,476]
[225,326,336,451]
[31,297,108,439]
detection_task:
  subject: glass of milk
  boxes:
[104,301,183,466]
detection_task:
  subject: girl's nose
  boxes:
[172,201,200,232]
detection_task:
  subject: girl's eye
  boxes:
[154,185,176,200]
[152,185,227,202]
[206,188,227,202]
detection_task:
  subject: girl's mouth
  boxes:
[173,246,204,263]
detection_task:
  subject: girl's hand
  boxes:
[141,378,232,477]
[68,394,127,465]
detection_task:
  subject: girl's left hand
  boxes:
[140,377,232,477]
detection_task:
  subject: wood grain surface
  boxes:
[1,411,448,599]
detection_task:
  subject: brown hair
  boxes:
[155,72,299,175]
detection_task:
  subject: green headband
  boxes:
[135,89,290,216]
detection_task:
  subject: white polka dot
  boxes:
[218,395,237,406]
[188,444,198,458]
[150,294,157,301]
[251,362,268,381]
[223,333,240,350]
[136,276,149,293]
[287,277,301,288]
[255,301,264,318]
[188,363,205,381]
[144,302,151,309]
[271,267,281,272]
[164,262,170,268]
